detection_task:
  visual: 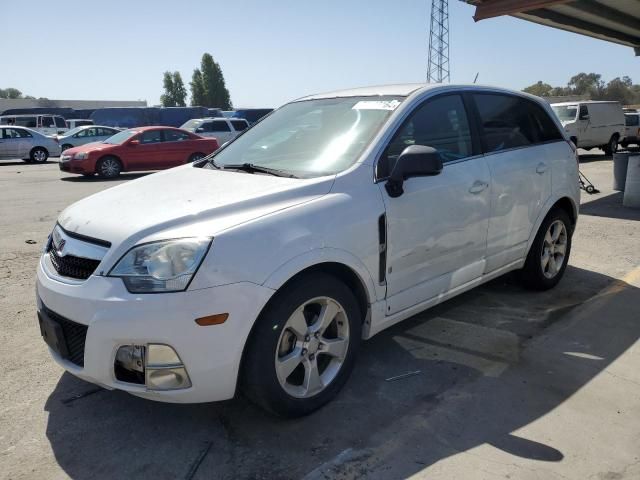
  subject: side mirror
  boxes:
[129,139,140,146]
[385,145,443,198]
[579,114,589,121]
[195,127,205,133]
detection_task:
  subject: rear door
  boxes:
[160,129,192,166]
[380,93,491,315]
[473,93,554,272]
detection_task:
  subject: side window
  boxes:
[16,116,37,128]
[54,117,66,128]
[378,94,472,178]
[526,102,563,143]
[579,105,589,120]
[5,128,31,138]
[626,115,639,126]
[163,130,190,142]
[40,116,55,128]
[75,129,88,137]
[230,120,248,131]
[85,128,97,137]
[474,94,536,152]
[211,120,231,132]
[99,128,116,136]
[140,130,162,144]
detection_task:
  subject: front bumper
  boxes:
[36,255,274,403]
[59,158,90,174]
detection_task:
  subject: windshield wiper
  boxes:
[222,163,298,178]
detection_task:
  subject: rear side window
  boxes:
[98,128,117,136]
[54,117,66,128]
[40,116,55,128]
[475,94,539,152]
[3,128,32,138]
[378,94,472,178]
[163,130,190,142]
[14,116,37,128]
[140,130,162,144]
[526,102,563,142]
[230,120,248,131]
[210,120,231,132]
[626,115,639,126]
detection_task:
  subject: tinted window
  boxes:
[625,115,639,126]
[98,128,117,136]
[378,94,472,178]
[475,94,538,152]
[4,128,32,138]
[210,120,231,132]
[54,116,66,128]
[164,130,190,142]
[579,104,589,120]
[230,120,248,131]
[526,102,563,142]
[140,130,162,144]
[14,116,37,128]
[40,116,55,128]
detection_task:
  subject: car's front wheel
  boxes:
[96,156,122,178]
[242,273,362,417]
[519,208,573,290]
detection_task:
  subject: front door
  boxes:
[472,93,553,271]
[127,129,165,170]
[379,93,491,315]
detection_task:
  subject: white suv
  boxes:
[180,117,249,144]
[36,84,579,417]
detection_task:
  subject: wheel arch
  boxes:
[96,153,123,172]
[525,195,578,260]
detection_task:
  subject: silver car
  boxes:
[0,126,61,162]
[57,125,121,152]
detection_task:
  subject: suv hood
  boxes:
[58,165,334,247]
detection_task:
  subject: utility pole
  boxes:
[427,0,450,83]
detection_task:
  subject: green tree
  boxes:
[523,81,553,97]
[567,72,605,97]
[0,87,23,99]
[192,53,232,109]
[605,76,635,105]
[172,72,187,107]
[190,69,206,106]
[160,71,176,107]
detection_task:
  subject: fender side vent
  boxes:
[378,213,387,285]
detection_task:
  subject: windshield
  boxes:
[181,119,202,130]
[552,105,578,122]
[103,130,138,145]
[210,96,403,177]
[64,127,85,137]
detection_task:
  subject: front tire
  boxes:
[603,135,619,156]
[96,156,122,178]
[242,273,362,417]
[61,144,73,152]
[519,209,572,290]
[30,147,49,163]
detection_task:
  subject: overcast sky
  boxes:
[3,0,638,108]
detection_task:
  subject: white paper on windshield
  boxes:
[352,100,401,111]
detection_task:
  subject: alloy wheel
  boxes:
[275,296,349,398]
[100,158,120,177]
[541,220,568,279]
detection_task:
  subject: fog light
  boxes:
[145,344,191,391]
[146,367,191,390]
[115,345,145,384]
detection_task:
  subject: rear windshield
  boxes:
[625,115,639,126]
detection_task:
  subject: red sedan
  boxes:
[59,126,219,178]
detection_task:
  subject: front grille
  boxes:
[45,307,88,367]
[48,246,100,280]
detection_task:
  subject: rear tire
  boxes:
[30,147,49,163]
[96,156,122,178]
[519,209,572,291]
[242,273,362,417]
[603,135,619,156]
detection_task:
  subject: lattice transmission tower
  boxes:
[427,0,450,83]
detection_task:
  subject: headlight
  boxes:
[73,152,89,160]
[109,238,212,293]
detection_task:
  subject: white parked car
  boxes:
[621,111,639,149]
[66,119,94,130]
[551,101,624,155]
[0,114,68,136]
[36,84,579,417]
[180,117,249,144]
[56,125,121,151]
[0,125,61,162]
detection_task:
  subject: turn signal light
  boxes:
[195,313,229,326]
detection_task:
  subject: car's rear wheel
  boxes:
[188,152,205,163]
[96,156,122,178]
[61,144,73,152]
[242,273,361,417]
[30,147,49,163]
[519,208,572,290]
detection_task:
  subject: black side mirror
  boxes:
[195,127,205,133]
[579,114,589,121]
[385,145,443,198]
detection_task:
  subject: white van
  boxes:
[37,84,579,417]
[0,114,68,136]
[551,101,624,154]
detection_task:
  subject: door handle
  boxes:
[536,162,548,174]
[469,180,489,194]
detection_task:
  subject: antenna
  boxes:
[427,0,450,83]
[473,72,479,84]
